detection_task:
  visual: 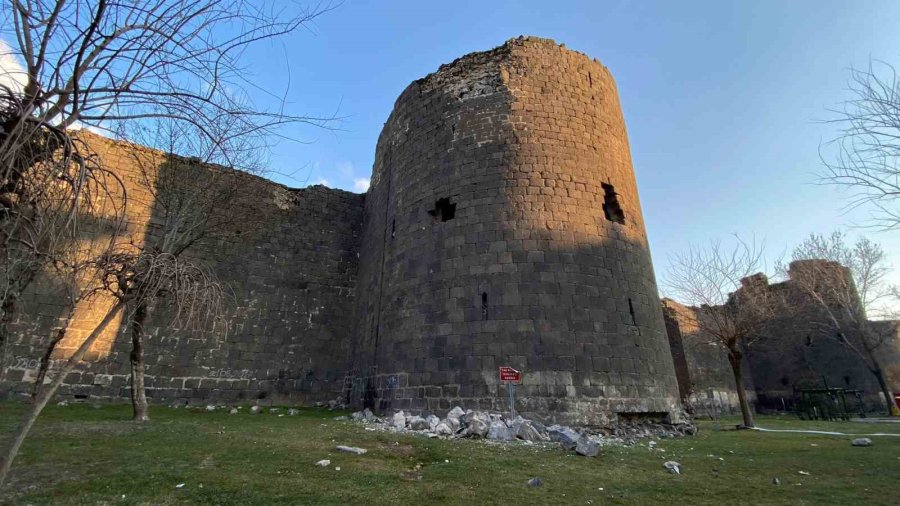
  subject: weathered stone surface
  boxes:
[407,416,430,431]
[346,36,684,426]
[548,425,581,449]
[851,437,873,447]
[487,420,515,441]
[434,422,453,436]
[336,446,367,455]
[1,133,365,407]
[465,419,489,438]
[575,435,600,457]
[2,38,691,428]
[446,407,466,422]
[391,411,406,429]
[514,419,548,442]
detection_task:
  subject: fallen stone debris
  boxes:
[663,461,681,475]
[527,477,543,487]
[336,445,368,455]
[851,437,872,447]
[344,406,695,458]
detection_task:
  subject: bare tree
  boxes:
[665,238,781,428]
[786,231,897,414]
[821,60,900,230]
[0,84,125,382]
[0,0,335,488]
[0,245,223,486]
[0,0,335,379]
[119,119,260,422]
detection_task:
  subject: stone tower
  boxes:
[350,37,683,425]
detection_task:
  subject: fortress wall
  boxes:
[2,133,365,405]
[350,37,683,425]
[662,261,898,413]
[661,299,753,415]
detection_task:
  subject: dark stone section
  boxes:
[2,138,365,405]
[347,37,683,425]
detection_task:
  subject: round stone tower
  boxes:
[350,36,683,425]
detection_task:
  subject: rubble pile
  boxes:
[346,406,696,457]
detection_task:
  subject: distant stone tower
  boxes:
[349,37,683,425]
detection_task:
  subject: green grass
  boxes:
[0,403,898,505]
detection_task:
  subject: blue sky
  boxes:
[250,0,900,298]
[7,1,900,299]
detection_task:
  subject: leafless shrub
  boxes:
[665,237,782,428]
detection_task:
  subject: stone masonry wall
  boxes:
[661,298,754,416]
[662,262,900,413]
[349,37,683,426]
[1,133,365,405]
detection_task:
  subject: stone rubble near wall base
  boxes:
[346,406,696,458]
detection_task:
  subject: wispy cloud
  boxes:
[316,178,330,187]
[0,39,26,94]
[353,178,370,192]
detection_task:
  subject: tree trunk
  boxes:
[129,302,150,422]
[0,298,14,383]
[0,300,125,488]
[32,326,69,398]
[872,365,895,416]
[727,351,755,428]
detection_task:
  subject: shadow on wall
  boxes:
[348,195,684,425]
[1,133,365,405]
[662,281,896,416]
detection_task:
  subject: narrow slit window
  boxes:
[391,218,396,238]
[627,298,637,326]
[601,183,625,224]
[428,197,457,222]
[481,292,489,320]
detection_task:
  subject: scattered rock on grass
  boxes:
[316,459,331,467]
[336,445,368,455]
[548,425,581,450]
[250,406,261,414]
[488,420,514,441]
[527,477,543,487]
[851,437,872,447]
[663,461,681,475]
[407,415,430,431]
[575,435,601,457]
[391,411,406,429]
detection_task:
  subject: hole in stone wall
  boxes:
[601,183,625,224]
[844,375,851,385]
[481,292,489,320]
[628,298,637,326]
[588,72,593,87]
[780,377,789,386]
[428,197,456,222]
[391,218,396,238]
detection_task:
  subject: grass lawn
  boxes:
[0,403,898,505]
